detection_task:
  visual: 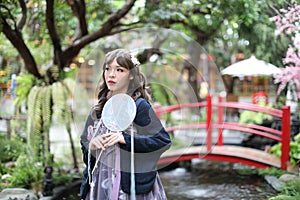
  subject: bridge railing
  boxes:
[155,94,291,170]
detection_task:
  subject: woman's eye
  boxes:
[117,68,124,72]
[105,67,109,71]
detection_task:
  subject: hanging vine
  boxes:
[42,85,52,164]
[15,66,78,168]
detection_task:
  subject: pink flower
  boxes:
[271,3,300,100]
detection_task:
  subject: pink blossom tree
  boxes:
[270,3,300,101]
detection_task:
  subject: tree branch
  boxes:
[46,0,63,69]
[1,16,41,78]
[78,0,136,46]
[108,25,143,36]
[114,20,142,28]
[137,36,165,64]
[61,0,137,67]
[66,0,88,40]
[0,4,17,27]
[17,0,27,30]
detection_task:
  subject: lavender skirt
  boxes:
[86,144,167,200]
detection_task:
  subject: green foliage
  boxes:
[235,1,289,67]
[269,133,300,166]
[0,153,79,192]
[0,67,12,84]
[257,167,288,178]
[62,67,78,80]
[151,83,176,106]
[0,0,19,19]
[0,163,9,190]
[51,81,72,124]
[1,0,289,80]
[0,133,25,162]
[269,179,300,200]
[14,73,37,108]
[269,143,282,158]
[239,110,273,124]
[274,95,287,109]
[0,162,8,176]
[239,103,273,125]
[25,78,75,164]
[12,65,78,167]
[52,162,75,186]
[7,154,43,189]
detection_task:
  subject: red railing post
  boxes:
[281,105,290,170]
[217,95,223,146]
[206,94,212,151]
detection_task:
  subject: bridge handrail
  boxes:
[165,123,207,132]
[155,94,291,170]
[154,102,207,114]
[220,122,282,136]
[216,101,282,117]
[213,123,282,141]
[165,122,282,141]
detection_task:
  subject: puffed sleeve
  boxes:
[119,98,171,153]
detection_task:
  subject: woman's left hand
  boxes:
[102,131,126,147]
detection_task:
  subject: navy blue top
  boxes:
[80,98,171,198]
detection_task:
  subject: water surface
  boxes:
[59,160,277,200]
[159,160,277,200]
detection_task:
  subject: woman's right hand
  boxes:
[89,131,125,151]
[90,135,107,151]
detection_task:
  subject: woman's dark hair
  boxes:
[92,49,151,118]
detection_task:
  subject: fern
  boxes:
[62,78,76,125]
[63,78,76,99]
[24,77,78,166]
[27,86,39,143]
[42,86,52,132]
[14,73,36,109]
[42,86,52,164]
[27,86,43,160]
[52,81,67,124]
[34,86,44,160]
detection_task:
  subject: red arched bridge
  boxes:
[155,95,293,171]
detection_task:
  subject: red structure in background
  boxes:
[252,91,269,104]
[155,94,291,171]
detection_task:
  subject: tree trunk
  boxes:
[1,19,41,78]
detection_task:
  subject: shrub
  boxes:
[7,154,43,189]
[0,134,25,162]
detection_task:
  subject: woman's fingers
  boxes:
[105,133,121,147]
[90,135,106,150]
[103,132,123,147]
[90,132,124,150]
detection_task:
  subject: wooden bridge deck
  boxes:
[159,145,296,172]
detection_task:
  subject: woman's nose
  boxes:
[109,69,116,77]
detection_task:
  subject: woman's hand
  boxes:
[89,131,125,151]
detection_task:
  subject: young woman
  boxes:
[80,49,171,200]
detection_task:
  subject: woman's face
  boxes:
[104,58,131,95]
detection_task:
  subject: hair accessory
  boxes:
[130,54,140,67]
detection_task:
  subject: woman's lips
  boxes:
[107,80,116,85]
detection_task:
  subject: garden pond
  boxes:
[58,160,277,200]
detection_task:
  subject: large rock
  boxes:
[0,188,38,200]
[279,173,300,182]
[264,175,284,192]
